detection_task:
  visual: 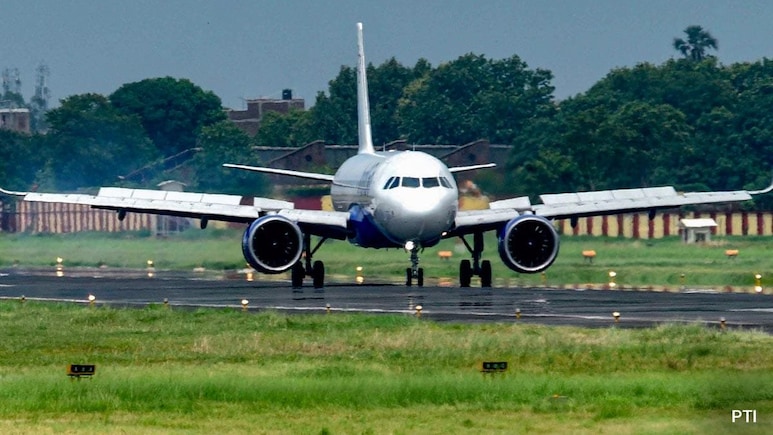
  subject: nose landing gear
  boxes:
[405,241,424,287]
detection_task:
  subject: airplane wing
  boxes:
[222,164,335,182]
[450,181,773,236]
[448,163,497,173]
[0,186,350,239]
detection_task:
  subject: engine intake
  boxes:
[498,215,560,273]
[242,215,303,274]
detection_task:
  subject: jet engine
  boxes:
[242,215,303,274]
[498,215,560,273]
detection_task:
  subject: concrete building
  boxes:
[226,89,304,136]
[0,108,30,133]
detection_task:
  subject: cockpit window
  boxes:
[401,177,420,188]
[439,177,452,188]
[383,176,400,190]
[422,177,440,188]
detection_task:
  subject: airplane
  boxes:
[2,22,772,289]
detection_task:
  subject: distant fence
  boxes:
[1,198,772,238]
[1,200,152,233]
[557,211,773,238]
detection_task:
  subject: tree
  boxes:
[311,58,431,146]
[673,25,718,61]
[0,129,37,190]
[43,93,157,190]
[190,120,268,196]
[397,54,555,145]
[255,109,315,148]
[110,77,226,157]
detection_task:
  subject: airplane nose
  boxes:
[380,190,456,243]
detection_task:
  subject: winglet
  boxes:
[748,172,773,195]
[356,22,376,155]
[0,187,27,197]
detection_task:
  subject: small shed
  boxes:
[679,218,717,243]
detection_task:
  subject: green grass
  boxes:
[3,230,773,289]
[0,302,771,433]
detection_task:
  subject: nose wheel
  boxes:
[405,243,424,287]
[458,232,492,288]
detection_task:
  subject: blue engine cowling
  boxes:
[347,204,398,248]
[498,215,560,273]
[242,215,303,274]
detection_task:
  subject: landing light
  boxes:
[404,241,415,251]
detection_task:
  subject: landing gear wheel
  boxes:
[480,260,492,288]
[406,268,413,286]
[312,260,325,289]
[460,260,472,288]
[417,268,424,287]
[291,262,305,288]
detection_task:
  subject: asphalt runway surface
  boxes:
[1,267,772,332]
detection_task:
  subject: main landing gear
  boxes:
[291,233,327,289]
[405,241,424,287]
[458,232,492,288]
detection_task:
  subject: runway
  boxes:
[1,267,772,332]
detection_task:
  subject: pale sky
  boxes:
[2,0,772,109]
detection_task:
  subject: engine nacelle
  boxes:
[498,215,560,274]
[242,215,303,274]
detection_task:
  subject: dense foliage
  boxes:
[2,26,773,207]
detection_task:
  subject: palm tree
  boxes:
[673,25,718,61]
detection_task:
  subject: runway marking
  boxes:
[731,308,773,312]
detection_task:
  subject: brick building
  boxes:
[226,89,304,136]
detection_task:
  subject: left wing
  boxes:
[451,181,773,236]
[222,163,335,182]
[0,186,350,239]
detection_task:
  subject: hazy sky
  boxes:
[2,1,772,109]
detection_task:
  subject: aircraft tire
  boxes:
[291,262,305,288]
[460,260,472,288]
[481,260,492,288]
[312,261,325,289]
[405,268,413,286]
[417,268,424,287]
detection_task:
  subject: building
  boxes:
[226,89,304,136]
[679,218,718,243]
[0,108,30,133]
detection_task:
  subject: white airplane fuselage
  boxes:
[330,150,458,249]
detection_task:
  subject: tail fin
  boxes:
[356,22,376,154]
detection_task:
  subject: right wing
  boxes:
[1,186,350,239]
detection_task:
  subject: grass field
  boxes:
[2,229,773,289]
[0,302,771,434]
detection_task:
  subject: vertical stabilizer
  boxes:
[356,22,376,154]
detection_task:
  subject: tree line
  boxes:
[2,26,773,208]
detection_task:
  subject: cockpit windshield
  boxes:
[422,177,440,188]
[402,177,420,188]
[382,176,453,190]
